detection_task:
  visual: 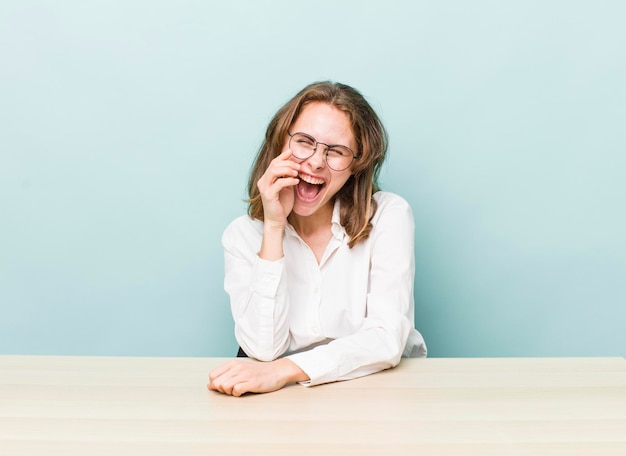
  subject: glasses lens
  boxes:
[326,147,354,171]
[290,133,315,159]
[289,132,355,171]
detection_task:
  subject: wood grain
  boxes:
[1,356,625,455]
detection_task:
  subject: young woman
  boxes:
[208,81,426,396]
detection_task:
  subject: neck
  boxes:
[288,202,334,237]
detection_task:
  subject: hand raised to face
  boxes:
[256,148,301,228]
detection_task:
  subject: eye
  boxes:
[294,134,315,147]
[328,147,352,158]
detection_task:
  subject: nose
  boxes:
[307,144,328,169]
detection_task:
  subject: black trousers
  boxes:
[237,347,248,358]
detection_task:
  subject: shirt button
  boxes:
[312,326,319,334]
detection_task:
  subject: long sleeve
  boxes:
[286,192,426,386]
[221,192,426,383]
[222,217,291,361]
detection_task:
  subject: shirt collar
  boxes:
[330,198,346,240]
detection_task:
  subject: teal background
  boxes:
[1,1,624,358]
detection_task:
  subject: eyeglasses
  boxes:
[288,131,360,171]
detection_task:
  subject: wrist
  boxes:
[278,358,309,384]
[263,219,286,233]
[260,222,285,261]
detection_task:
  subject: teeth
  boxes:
[299,173,324,185]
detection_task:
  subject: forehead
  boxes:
[291,102,355,148]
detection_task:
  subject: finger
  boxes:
[208,372,226,393]
[277,147,294,160]
[220,372,249,396]
[270,165,300,181]
[208,360,245,392]
[271,177,299,191]
[209,375,233,394]
[258,166,299,191]
[232,381,252,397]
[270,150,300,170]
[259,173,299,197]
[208,360,236,382]
[269,160,300,177]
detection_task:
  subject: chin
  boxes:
[292,198,329,218]
[291,204,318,218]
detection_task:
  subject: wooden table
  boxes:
[1,356,625,455]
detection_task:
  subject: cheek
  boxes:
[282,136,292,152]
[288,154,303,165]
[281,142,299,162]
[332,171,352,190]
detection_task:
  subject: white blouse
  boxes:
[221,191,427,386]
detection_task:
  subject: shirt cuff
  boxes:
[286,348,340,387]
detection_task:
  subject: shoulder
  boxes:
[222,215,264,251]
[373,190,410,207]
[362,192,415,253]
[372,191,414,222]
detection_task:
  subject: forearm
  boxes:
[288,312,411,386]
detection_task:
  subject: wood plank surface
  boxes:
[1,356,625,455]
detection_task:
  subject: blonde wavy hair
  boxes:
[247,81,388,248]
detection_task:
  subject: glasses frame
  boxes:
[287,131,360,171]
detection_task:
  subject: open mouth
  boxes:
[296,173,325,201]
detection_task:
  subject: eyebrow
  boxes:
[294,131,353,150]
